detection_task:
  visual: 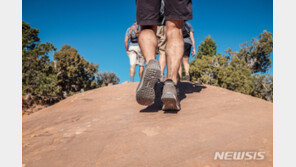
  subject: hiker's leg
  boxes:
[183,43,191,81]
[135,0,162,106]
[135,46,145,79]
[136,0,161,63]
[128,49,137,82]
[162,20,183,110]
[178,63,182,80]
[161,0,192,111]
[163,0,193,82]
[139,66,144,78]
[136,26,161,106]
[130,64,136,82]
[183,56,190,75]
[165,20,184,84]
[157,26,167,76]
[159,54,166,75]
[138,25,158,63]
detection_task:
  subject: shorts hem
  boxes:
[165,15,193,21]
[138,19,161,26]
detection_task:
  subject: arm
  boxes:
[124,35,129,55]
[189,31,196,56]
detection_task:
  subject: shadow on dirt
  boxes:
[140,82,206,113]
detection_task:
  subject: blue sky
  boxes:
[23,0,273,82]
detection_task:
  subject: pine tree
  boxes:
[236,30,273,73]
[22,21,60,110]
[217,56,254,95]
[251,74,273,101]
[53,45,98,96]
[197,36,217,56]
[189,33,273,101]
[190,36,228,85]
[96,72,120,87]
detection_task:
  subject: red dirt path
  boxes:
[22,82,272,167]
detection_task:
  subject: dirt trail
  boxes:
[22,82,272,167]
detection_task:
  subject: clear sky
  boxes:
[23,0,273,82]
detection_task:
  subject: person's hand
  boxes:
[191,48,196,56]
[126,50,130,55]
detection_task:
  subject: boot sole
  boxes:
[161,92,180,111]
[136,60,161,106]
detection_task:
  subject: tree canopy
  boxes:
[22,21,120,113]
[190,36,228,85]
[54,44,98,96]
[22,21,60,109]
[189,32,273,102]
[236,30,273,73]
[97,72,120,87]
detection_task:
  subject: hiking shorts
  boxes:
[184,43,192,57]
[128,45,145,66]
[136,0,192,26]
[156,26,166,57]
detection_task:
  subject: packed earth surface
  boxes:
[23,82,272,167]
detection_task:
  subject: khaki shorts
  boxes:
[156,26,166,57]
[128,45,145,66]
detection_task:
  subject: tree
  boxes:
[197,35,217,57]
[189,34,271,100]
[236,30,273,73]
[190,36,228,85]
[53,45,98,96]
[217,56,254,95]
[22,21,60,110]
[96,72,120,87]
[23,21,119,113]
[251,74,273,102]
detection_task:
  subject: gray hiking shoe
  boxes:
[185,74,190,81]
[161,79,181,111]
[136,59,161,106]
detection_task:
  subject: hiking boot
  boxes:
[185,74,190,81]
[136,59,161,106]
[161,79,181,111]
